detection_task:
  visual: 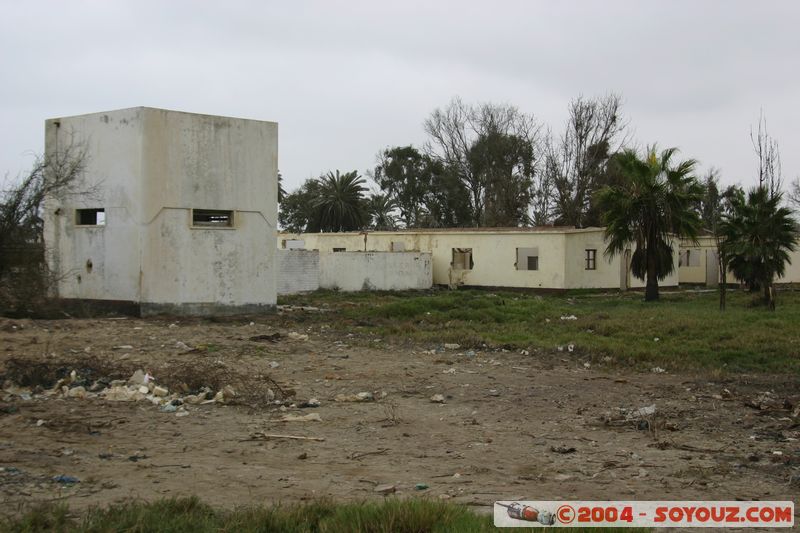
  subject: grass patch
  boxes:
[280,288,800,373]
[0,497,652,532]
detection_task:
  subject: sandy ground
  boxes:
[1,312,798,519]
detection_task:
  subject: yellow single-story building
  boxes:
[678,235,800,286]
[278,227,680,291]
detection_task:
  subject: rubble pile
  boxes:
[1,367,267,416]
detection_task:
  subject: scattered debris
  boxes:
[279,413,322,422]
[601,404,657,427]
[249,333,282,343]
[550,445,577,454]
[560,315,577,321]
[430,394,446,404]
[244,433,325,442]
[415,483,429,490]
[287,332,309,341]
[52,475,79,485]
[444,343,460,350]
[298,398,321,408]
[743,391,794,412]
[349,449,389,460]
[650,367,666,374]
[374,484,396,495]
[334,392,374,402]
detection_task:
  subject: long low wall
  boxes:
[319,251,432,291]
[277,250,320,295]
[277,250,433,294]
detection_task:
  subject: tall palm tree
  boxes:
[597,146,704,301]
[367,193,398,230]
[277,172,286,206]
[720,187,798,310]
[314,170,367,232]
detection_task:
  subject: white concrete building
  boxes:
[43,107,278,315]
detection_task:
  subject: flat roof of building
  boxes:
[279,226,608,236]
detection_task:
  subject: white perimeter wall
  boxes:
[277,250,319,294]
[318,252,432,291]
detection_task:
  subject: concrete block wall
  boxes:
[318,251,432,292]
[277,250,319,295]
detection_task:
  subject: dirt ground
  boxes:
[1,311,798,518]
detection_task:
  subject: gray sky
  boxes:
[1,1,798,193]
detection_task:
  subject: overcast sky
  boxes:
[1,1,798,193]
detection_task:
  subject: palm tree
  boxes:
[367,193,398,230]
[277,172,286,206]
[720,187,798,310]
[314,170,367,232]
[597,146,704,301]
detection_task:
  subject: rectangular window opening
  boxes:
[679,249,701,267]
[284,239,305,249]
[516,247,539,271]
[333,247,346,252]
[76,208,105,226]
[452,248,473,270]
[192,209,234,228]
[585,249,597,270]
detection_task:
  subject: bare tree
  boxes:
[751,110,782,198]
[424,97,541,226]
[0,140,89,314]
[788,177,800,210]
[546,93,627,227]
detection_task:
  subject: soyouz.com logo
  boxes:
[494,501,795,528]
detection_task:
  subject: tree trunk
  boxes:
[765,282,775,311]
[717,255,728,311]
[644,248,659,301]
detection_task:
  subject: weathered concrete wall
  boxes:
[318,252,432,291]
[778,251,800,284]
[44,108,145,303]
[277,250,319,295]
[44,107,278,315]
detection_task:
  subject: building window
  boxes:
[679,249,701,267]
[283,239,305,249]
[333,247,346,252]
[391,241,405,252]
[75,208,105,226]
[192,209,234,228]
[516,247,539,271]
[452,248,473,270]
[585,249,597,270]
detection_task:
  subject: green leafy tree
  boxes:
[374,146,433,228]
[424,97,540,226]
[721,187,798,310]
[278,178,323,233]
[420,163,473,228]
[597,146,704,301]
[314,170,368,232]
[467,130,535,227]
[697,169,743,311]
